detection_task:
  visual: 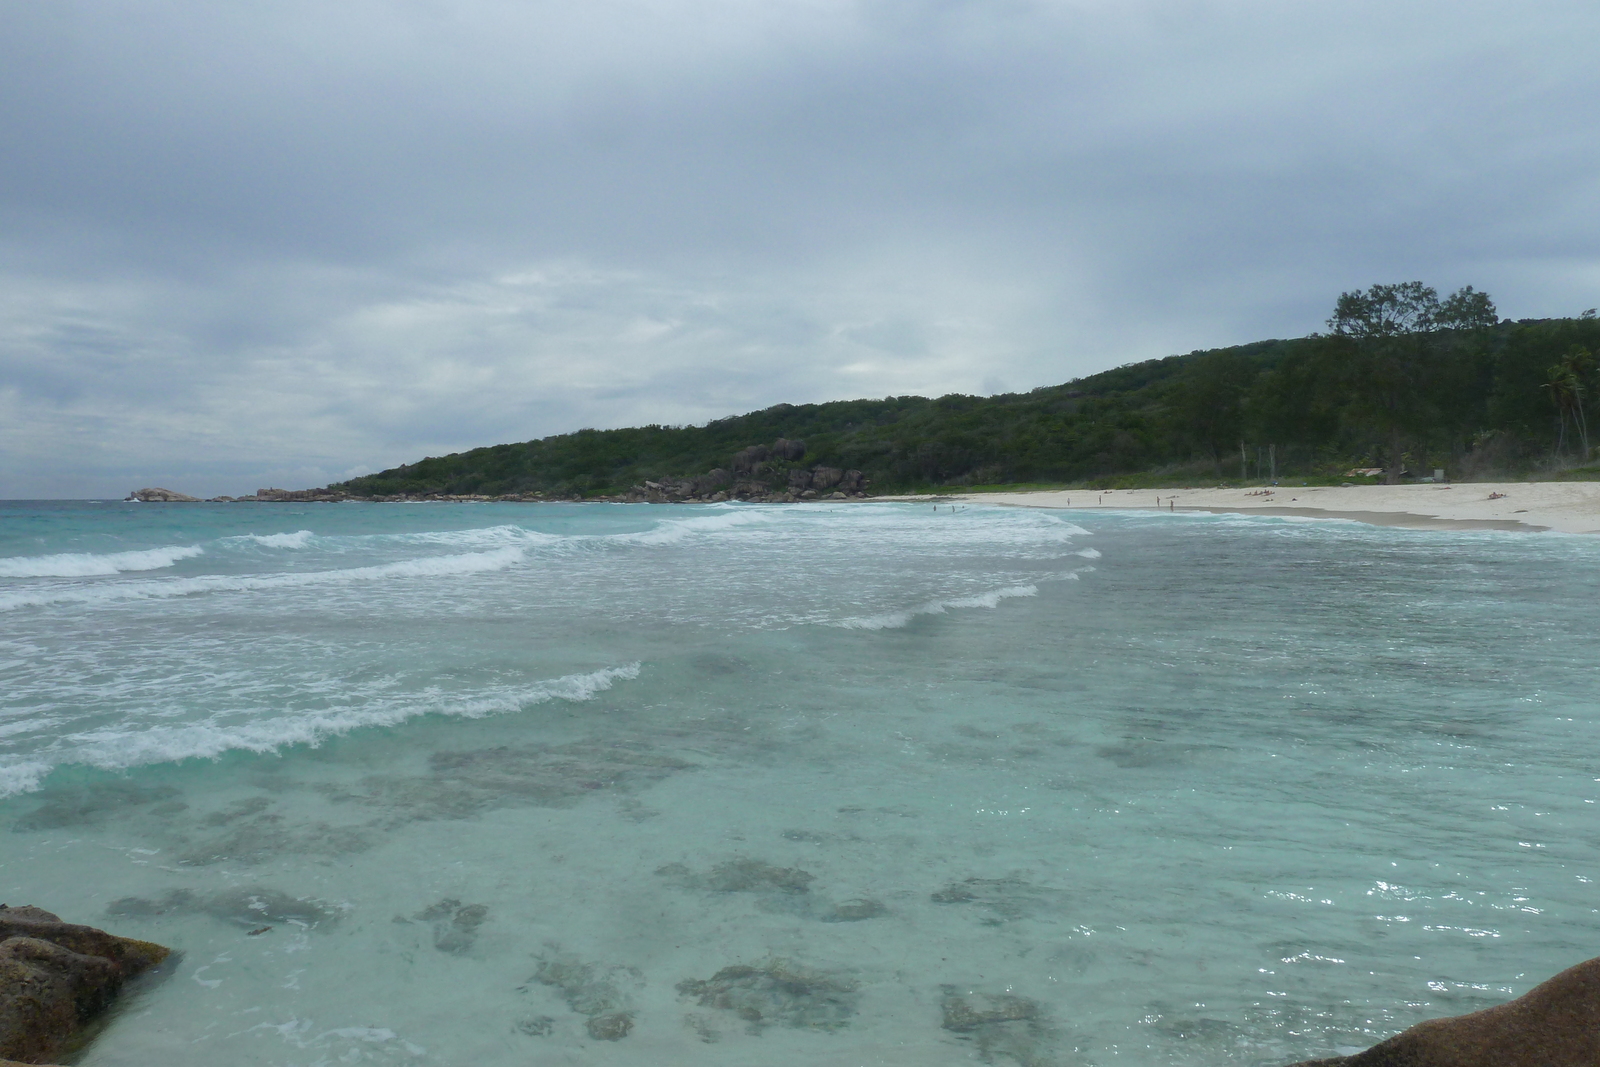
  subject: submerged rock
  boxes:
[106,886,343,930]
[823,898,887,922]
[676,959,858,1033]
[328,740,693,822]
[656,858,814,895]
[940,986,1055,1066]
[523,947,641,1039]
[931,876,1068,924]
[411,899,489,954]
[177,804,371,866]
[586,1011,634,1041]
[1283,955,1600,1066]
[0,905,171,1065]
[941,990,1041,1031]
[12,782,182,832]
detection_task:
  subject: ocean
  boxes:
[2,499,1597,1066]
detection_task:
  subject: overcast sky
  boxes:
[3,0,1598,497]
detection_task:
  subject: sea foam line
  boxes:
[0,547,525,612]
[0,663,643,796]
[0,544,204,578]
[833,584,1039,630]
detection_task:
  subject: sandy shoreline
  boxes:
[925,482,1600,534]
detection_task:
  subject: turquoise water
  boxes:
[2,499,1597,1066]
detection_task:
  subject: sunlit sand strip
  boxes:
[934,482,1600,534]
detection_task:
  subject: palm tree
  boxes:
[1543,348,1592,460]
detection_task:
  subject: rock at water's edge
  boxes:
[0,904,171,1065]
[1285,955,1600,1067]
[125,487,199,502]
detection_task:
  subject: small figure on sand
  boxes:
[1488,491,1506,500]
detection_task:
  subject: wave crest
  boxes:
[238,530,315,549]
[834,584,1038,630]
[0,545,203,579]
[0,547,525,612]
[0,663,643,796]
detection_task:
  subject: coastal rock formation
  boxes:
[0,904,171,1065]
[811,467,843,490]
[124,487,198,502]
[253,487,350,502]
[731,445,769,474]
[1285,956,1600,1066]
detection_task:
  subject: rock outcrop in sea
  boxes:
[1285,955,1600,1066]
[0,904,171,1065]
[124,487,199,502]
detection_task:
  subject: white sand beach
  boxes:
[939,482,1600,534]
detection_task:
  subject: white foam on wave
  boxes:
[0,547,525,612]
[834,584,1039,630]
[381,524,563,550]
[236,530,315,549]
[0,544,204,578]
[0,663,642,796]
[0,759,54,799]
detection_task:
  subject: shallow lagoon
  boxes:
[2,500,1598,1065]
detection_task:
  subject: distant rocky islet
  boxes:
[126,437,870,505]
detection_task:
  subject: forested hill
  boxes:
[329,308,1600,500]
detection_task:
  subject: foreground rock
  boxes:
[124,487,198,502]
[0,904,171,1065]
[1287,956,1600,1066]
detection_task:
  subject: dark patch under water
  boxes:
[106,886,344,929]
[677,959,859,1034]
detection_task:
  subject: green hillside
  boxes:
[330,292,1600,500]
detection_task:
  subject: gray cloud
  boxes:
[2,0,1598,496]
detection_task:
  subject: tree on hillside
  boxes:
[1327,282,1497,482]
[1543,345,1594,459]
[1172,350,1257,472]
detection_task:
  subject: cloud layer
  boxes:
[3,0,1598,496]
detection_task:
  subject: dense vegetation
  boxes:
[330,285,1600,498]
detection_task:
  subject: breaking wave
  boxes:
[0,544,204,578]
[833,584,1039,630]
[0,663,642,796]
[236,530,315,549]
[0,547,525,612]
